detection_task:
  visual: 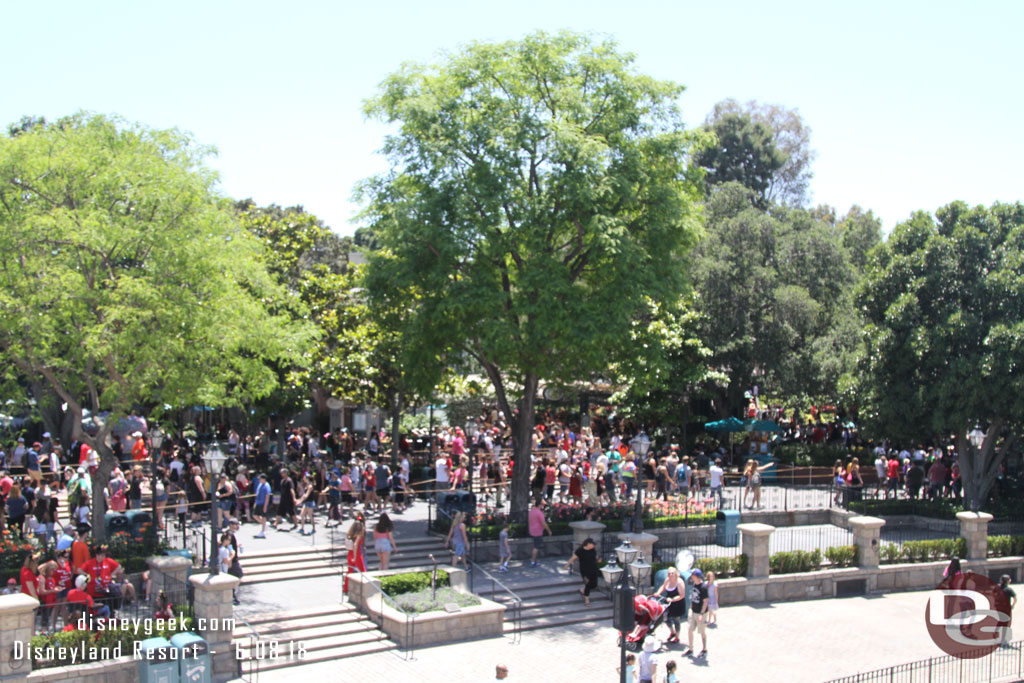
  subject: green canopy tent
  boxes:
[703,417,746,432]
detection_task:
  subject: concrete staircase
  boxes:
[485,572,613,633]
[232,603,397,674]
[239,533,452,585]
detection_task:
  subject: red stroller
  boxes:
[620,594,667,651]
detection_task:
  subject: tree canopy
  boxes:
[855,200,1024,508]
[0,113,309,536]
[360,30,705,516]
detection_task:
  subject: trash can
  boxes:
[716,509,740,547]
[126,509,153,539]
[105,512,131,538]
[137,636,178,683]
[170,632,211,683]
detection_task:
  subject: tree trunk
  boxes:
[390,389,402,469]
[508,375,538,525]
[958,423,1014,513]
[90,443,117,541]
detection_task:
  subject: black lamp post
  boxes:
[601,539,654,683]
[150,429,164,547]
[202,444,226,575]
[630,431,651,532]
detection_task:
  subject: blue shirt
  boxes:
[254,481,271,506]
[56,533,75,551]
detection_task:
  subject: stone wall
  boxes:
[714,556,1024,607]
[26,657,136,683]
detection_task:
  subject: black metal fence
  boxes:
[825,641,1024,683]
[769,524,854,555]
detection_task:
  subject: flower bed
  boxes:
[394,587,480,613]
[464,501,719,540]
[380,570,450,596]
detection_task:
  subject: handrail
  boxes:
[466,558,522,645]
[234,614,262,683]
[344,565,417,661]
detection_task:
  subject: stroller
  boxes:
[620,594,668,651]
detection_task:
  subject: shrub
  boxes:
[824,545,857,568]
[380,570,450,597]
[769,549,822,574]
[694,554,747,578]
[30,615,195,669]
[879,538,966,564]
[987,535,1024,557]
[880,542,902,564]
[394,587,480,614]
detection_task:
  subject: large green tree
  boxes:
[692,182,856,417]
[0,114,309,537]
[698,99,815,207]
[359,31,705,519]
[855,201,1024,510]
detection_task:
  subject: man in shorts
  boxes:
[253,474,272,539]
[527,499,551,567]
[684,568,709,658]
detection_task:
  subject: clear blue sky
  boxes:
[4,0,1021,235]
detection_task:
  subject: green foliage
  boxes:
[0,114,310,538]
[694,554,747,578]
[380,570,450,596]
[853,200,1024,509]
[769,549,822,574]
[986,535,1024,557]
[848,498,963,519]
[772,443,866,467]
[878,538,967,564]
[360,30,706,517]
[30,611,195,669]
[394,586,480,614]
[691,183,860,418]
[824,545,857,568]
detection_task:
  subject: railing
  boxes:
[234,614,262,683]
[343,565,417,661]
[825,641,1024,682]
[466,559,522,645]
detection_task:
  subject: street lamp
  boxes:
[630,431,651,532]
[202,444,227,576]
[969,425,985,450]
[150,429,164,546]
[602,539,639,683]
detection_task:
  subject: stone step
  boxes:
[236,603,354,627]
[517,606,614,633]
[236,616,379,644]
[237,639,398,674]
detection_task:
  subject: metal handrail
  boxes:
[344,565,417,661]
[466,559,522,645]
[234,614,262,683]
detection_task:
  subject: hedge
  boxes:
[651,555,747,580]
[987,535,1024,557]
[879,538,966,564]
[465,512,720,541]
[772,443,869,467]
[769,549,822,574]
[380,570,450,597]
[824,545,857,568]
[30,609,195,669]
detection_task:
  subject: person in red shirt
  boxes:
[78,544,122,612]
[19,554,39,599]
[131,432,149,461]
[886,453,901,499]
[68,574,110,620]
[37,561,59,631]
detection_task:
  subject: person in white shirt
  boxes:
[637,638,659,683]
[435,457,449,497]
[709,458,725,509]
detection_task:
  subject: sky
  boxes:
[3,0,1021,236]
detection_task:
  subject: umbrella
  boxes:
[704,417,746,433]
[747,419,784,433]
[111,415,148,436]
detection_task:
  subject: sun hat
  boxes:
[643,638,660,653]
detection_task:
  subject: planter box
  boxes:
[348,566,505,648]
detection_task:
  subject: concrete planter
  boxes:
[348,566,505,648]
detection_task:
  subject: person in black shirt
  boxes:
[1001,574,1017,646]
[563,537,599,606]
[685,568,709,658]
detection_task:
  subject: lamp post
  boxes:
[968,425,986,512]
[150,429,164,546]
[202,444,227,575]
[630,431,651,532]
[602,539,636,683]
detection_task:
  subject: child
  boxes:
[617,653,636,682]
[498,523,511,573]
[665,660,678,683]
[706,571,719,625]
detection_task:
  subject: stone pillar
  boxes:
[190,572,240,682]
[0,594,36,682]
[849,516,886,569]
[569,520,606,556]
[147,554,192,599]
[738,523,774,579]
[617,532,659,588]
[957,511,994,561]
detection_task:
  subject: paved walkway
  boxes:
[234,588,959,683]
